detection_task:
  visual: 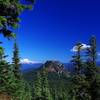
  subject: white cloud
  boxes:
[20,58,37,64]
[71,43,91,52]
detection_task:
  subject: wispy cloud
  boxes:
[71,43,91,52]
[20,58,38,64]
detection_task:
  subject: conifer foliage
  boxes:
[0,45,17,99]
[33,70,52,100]
[70,43,90,100]
[33,72,42,100]
[41,70,52,100]
[0,0,34,38]
[0,42,32,100]
[0,0,33,99]
[69,36,100,100]
[11,41,32,100]
[85,36,100,100]
[12,41,20,79]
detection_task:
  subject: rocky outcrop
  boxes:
[43,61,66,74]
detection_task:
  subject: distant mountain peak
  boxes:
[42,60,65,73]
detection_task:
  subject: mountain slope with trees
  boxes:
[23,61,73,100]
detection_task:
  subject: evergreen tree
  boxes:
[41,70,52,100]
[24,81,32,100]
[86,36,97,81]
[0,46,16,98]
[13,79,32,100]
[12,41,20,79]
[71,43,83,75]
[69,43,90,100]
[11,41,32,100]
[0,46,8,91]
[33,72,42,100]
[33,70,52,100]
[85,36,100,100]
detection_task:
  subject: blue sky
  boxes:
[1,0,100,63]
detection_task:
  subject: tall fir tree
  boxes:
[12,41,20,79]
[0,46,15,99]
[85,36,100,100]
[86,36,97,81]
[12,41,32,100]
[69,43,90,100]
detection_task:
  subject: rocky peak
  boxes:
[43,61,65,73]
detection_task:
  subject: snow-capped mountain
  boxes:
[20,58,42,72]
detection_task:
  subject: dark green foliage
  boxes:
[48,72,69,100]
[0,42,32,99]
[33,72,42,100]
[69,36,100,100]
[12,41,20,79]
[0,46,17,97]
[0,0,34,38]
[41,70,52,100]
[70,43,91,100]
[71,43,83,75]
[85,36,97,81]
[12,79,32,100]
[85,36,100,100]
[33,70,52,100]
[0,0,34,99]
[0,46,8,61]
[11,42,32,99]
